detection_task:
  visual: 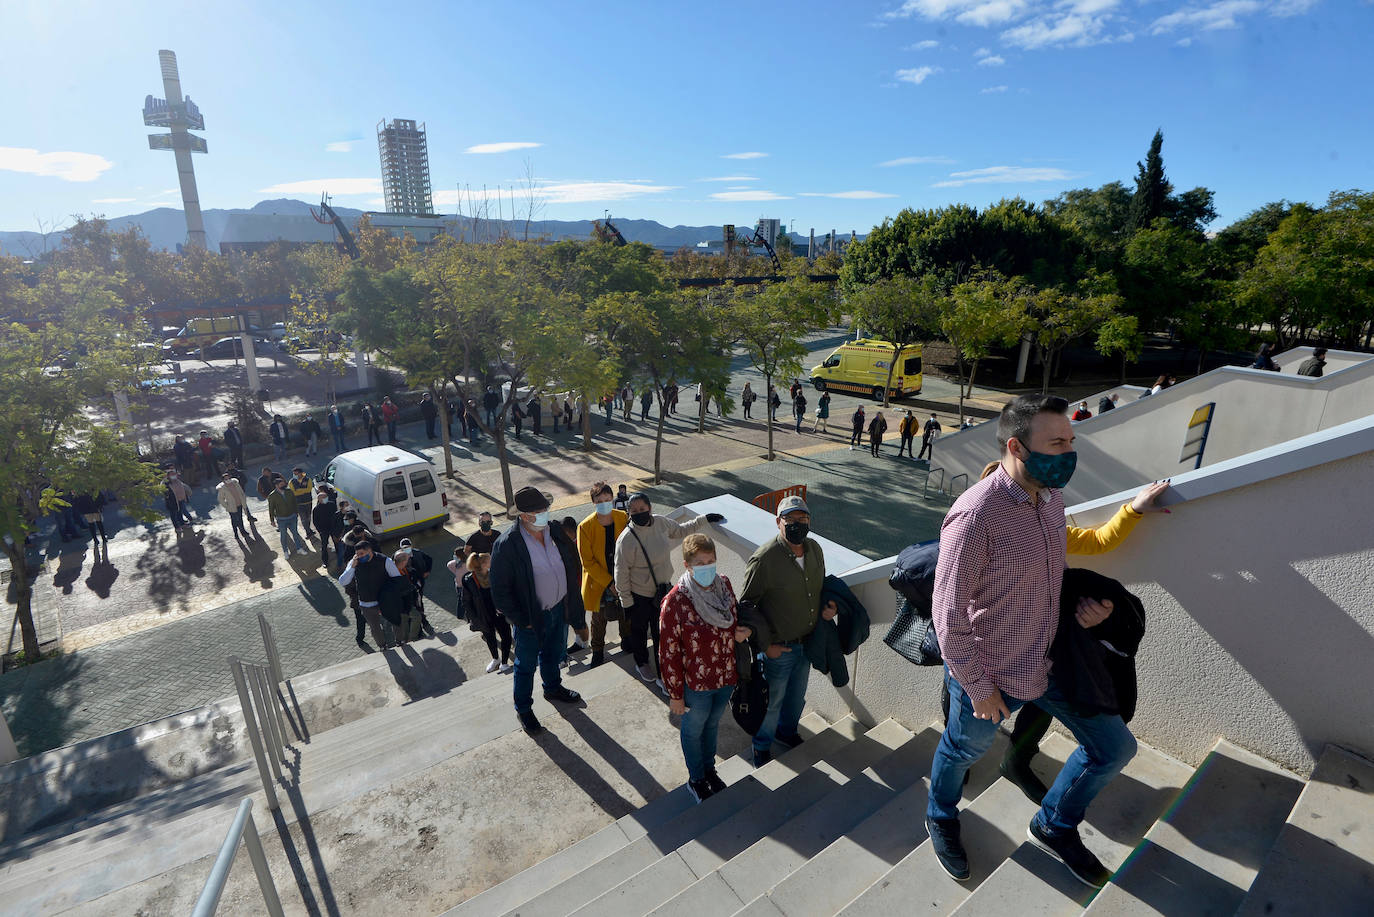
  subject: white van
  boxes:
[320,446,449,539]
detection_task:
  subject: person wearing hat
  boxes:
[739,494,837,767]
[613,494,724,686]
[489,486,588,735]
[398,536,436,637]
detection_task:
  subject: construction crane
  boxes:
[310,192,361,260]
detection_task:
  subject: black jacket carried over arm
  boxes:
[1051,568,1147,722]
[489,522,586,635]
[803,575,873,687]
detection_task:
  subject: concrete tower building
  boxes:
[376,119,434,216]
[143,50,207,250]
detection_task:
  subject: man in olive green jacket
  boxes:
[739,494,837,767]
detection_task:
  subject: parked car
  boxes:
[192,337,247,361]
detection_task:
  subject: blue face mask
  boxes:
[594,501,614,515]
[691,564,717,587]
[1023,450,1077,490]
[530,511,550,529]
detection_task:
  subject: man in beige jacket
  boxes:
[216,472,255,541]
[613,493,724,685]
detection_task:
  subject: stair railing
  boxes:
[191,797,285,917]
[227,613,291,811]
[948,472,969,501]
[922,467,945,502]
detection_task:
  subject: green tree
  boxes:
[1128,130,1171,231]
[846,275,943,406]
[728,278,837,460]
[1020,283,1125,393]
[939,276,1024,418]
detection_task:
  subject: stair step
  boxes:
[1085,739,1304,916]
[944,729,1193,917]
[561,716,892,917]
[731,727,943,917]
[835,730,1050,916]
[1235,744,1374,916]
[470,713,840,917]
[647,720,919,916]
[0,658,636,913]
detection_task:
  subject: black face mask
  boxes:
[631,511,653,527]
[479,521,492,531]
[783,522,810,545]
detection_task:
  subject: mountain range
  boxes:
[0,199,821,257]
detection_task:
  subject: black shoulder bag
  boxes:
[628,527,671,605]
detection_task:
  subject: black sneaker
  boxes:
[752,747,773,768]
[704,768,727,795]
[687,778,715,803]
[517,709,544,736]
[543,686,581,704]
[588,649,604,668]
[776,733,804,750]
[926,816,971,881]
[1000,753,1049,805]
[1026,821,1112,888]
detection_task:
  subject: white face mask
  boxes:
[594,501,614,515]
[528,511,549,530]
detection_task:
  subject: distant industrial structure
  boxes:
[376,119,434,216]
[143,50,208,251]
[755,218,781,250]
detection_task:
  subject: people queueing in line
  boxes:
[612,484,631,514]
[559,516,592,656]
[867,410,888,457]
[659,533,749,802]
[812,390,830,433]
[420,392,439,440]
[464,511,498,557]
[173,434,197,480]
[269,414,289,461]
[1071,401,1093,422]
[621,385,634,421]
[919,413,942,461]
[197,430,220,480]
[640,387,653,421]
[289,467,315,537]
[1251,342,1279,371]
[338,531,401,650]
[741,382,755,419]
[328,404,347,452]
[898,410,918,457]
[313,488,344,571]
[926,395,1138,889]
[489,486,588,736]
[793,389,807,434]
[164,468,195,534]
[464,552,513,673]
[381,396,400,443]
[1097,393,1119,414]
[299,413,322,456]
[73,491,110,545]
[614,493,723,690]
[267,475,308,557]
[483,386,501,430]
[216,471,255,542]
[340,522,386,647]
[849,404,866,450]
[465,400,481,445]
[1297,346,1327,377]
[768,385,781,422]
[363,401,382,446]
[224,420,245,468]
[739,494,835,767]
[577,482,628,669]
[529,395,543,435]
[391,549,426,642]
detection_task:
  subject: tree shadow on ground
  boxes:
[133,529,231,614]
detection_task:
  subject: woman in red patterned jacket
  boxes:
[659,533,752,803]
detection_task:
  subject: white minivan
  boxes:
[320,446,449,539]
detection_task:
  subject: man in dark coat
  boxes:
[224,421,245,468]
[489,486,587,735]
[420,392,439,440]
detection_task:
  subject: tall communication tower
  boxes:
[143,49,208,250]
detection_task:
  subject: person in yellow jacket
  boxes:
[977,461,1172,803]
[577,481,628,668]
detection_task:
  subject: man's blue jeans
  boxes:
[753,644,810,753]
[512,602,568,714]
[682,685,734,781]
[277,514,305,555]
[928,667,1137,836]
[273,442,286,462]
[331,430,346,452]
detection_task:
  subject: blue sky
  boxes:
[2,0,1371,236]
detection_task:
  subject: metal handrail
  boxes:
[922,467,945,502]
[191,797,285,917]
[257,613,284,685]
[948,473,969,501]
[228,614,292,809]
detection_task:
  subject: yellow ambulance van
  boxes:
[809,339,923,400]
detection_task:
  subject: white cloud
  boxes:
[798,191,899,199]
[722,151,769,159]
[709,190,792,201]
[896,66,942,84]
[978,54,1007,65]
[92,197,136,203]
[258,177,382,196]
[908,39,941,49]
[697,175,759,182]
[433,180,676,206]
[1270,0,1319,14]
[1150,1,1263,34]
[975,46,992,56]
[981,84,1010,93]
[885,0,1031,26]
[0,146,113,182]
[932,165,1081,187]
[465,141,543,154]
[879,155,957,166]
[325,140,356,153]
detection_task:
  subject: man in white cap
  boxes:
[739,494,837,767]
[490,485,587,735]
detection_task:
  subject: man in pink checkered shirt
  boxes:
[924,395,1137,890]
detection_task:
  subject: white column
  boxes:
[1015,333,1033,385]
[355,347,370,389]
[113,391,132,427]
[241,333,261,392]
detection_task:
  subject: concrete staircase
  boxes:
[445,724,1374,917]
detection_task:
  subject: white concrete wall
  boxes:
[926,347,1374,507]
[805,417,1374,775]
